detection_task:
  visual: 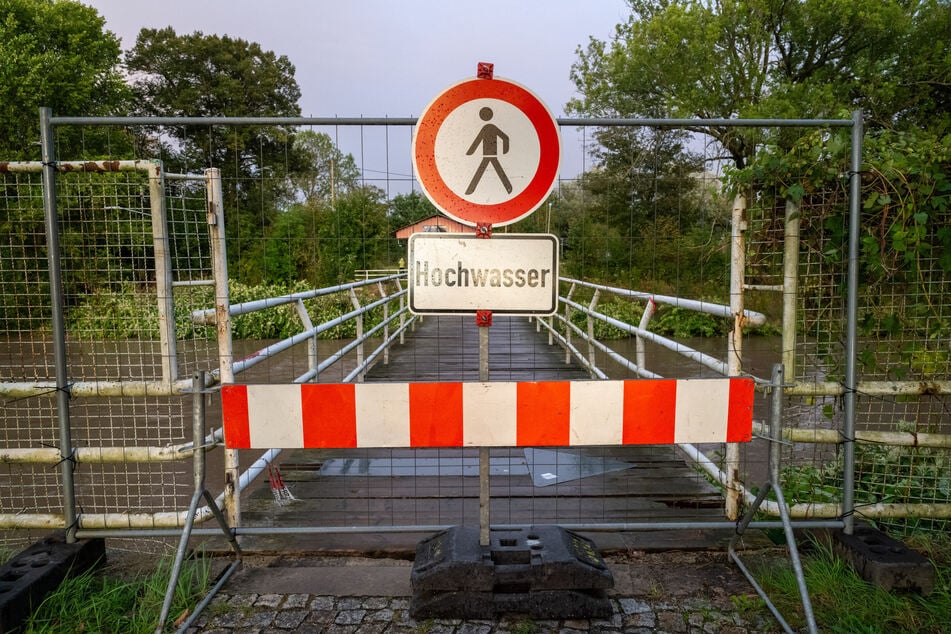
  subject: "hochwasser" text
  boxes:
[414,261,552,288]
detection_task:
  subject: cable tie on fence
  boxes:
[3,383,73,405]
[65,514,80,534]
[835,429,856,444]
[51,447,77,470]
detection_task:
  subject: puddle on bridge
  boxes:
[317,448,635,487]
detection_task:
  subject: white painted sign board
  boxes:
[409,233,559,315]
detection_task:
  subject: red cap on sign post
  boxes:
[412,76,560,227]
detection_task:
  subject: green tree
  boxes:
[0,0,129,158]
[569,0,923,168]
[264,203,312,283]
[292,131,361,205]
[125,27,303,279]
[387,191,439,230]
[315,186,389,284]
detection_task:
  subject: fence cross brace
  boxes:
[156,372,242,634]
[729,364,818,634]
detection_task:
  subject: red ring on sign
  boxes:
[413,78,560,227]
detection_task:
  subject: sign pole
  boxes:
[477,284,493,546]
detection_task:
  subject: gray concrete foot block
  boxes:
[0,532,105,633]
[832,524,935,595]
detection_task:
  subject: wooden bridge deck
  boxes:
[236,316,753,554]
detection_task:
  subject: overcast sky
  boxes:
[85,0,629,118]
[82,1,631,188]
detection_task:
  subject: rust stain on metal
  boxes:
[0,162,8,173]
[919,382,942,395]
[81,160,121,172]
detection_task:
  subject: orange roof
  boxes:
[394,214,472,239]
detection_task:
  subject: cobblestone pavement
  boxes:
[189,592,780,633]
[176,549,791,633]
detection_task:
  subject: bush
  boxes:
[66,280,393,341]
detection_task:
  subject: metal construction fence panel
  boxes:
[1,113,948,553]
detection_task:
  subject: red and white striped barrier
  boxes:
[222,378,754,449]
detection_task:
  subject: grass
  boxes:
[23,555,212,633]
[753,534,951,633]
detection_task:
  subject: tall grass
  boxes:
[25,556,211,633]
[751,535,951,633]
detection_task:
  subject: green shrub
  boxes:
[66,280,394,341]
[780,434,950,536]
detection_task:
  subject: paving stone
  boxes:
[239,610,277,628]
[361,596,389,610]
[366,608,394,622]
[335,609,368,625]
[209,610,245,628]
[282,593,310,609]
[687,611,705,628]
[657,610,688,633]
[227,593,258,608]
[338,597,365,610]
[254,593,283,608]
[624,610,657,629]
[305,609,338,625]
[619,597,652,614]
[309,595,335,610]
[273,609,309,629]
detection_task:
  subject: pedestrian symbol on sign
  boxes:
[465,107,512,195]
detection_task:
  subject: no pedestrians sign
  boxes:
[413,76,561,227]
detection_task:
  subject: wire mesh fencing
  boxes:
[1,113,947,552]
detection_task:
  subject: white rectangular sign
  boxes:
[408,233,559,315]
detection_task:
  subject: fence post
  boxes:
[147,160,178,388]
[350,289,365,382]
[842,110,864,534]
[586,289,600,373]
[206,167,240,527]
[635,297,657,374]
[782,200,800,379]
[39,107,78,542]
[726,193,747,520]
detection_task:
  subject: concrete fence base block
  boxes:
[0,532,105,633]
[832,524,935,595]
[410,525,613,620]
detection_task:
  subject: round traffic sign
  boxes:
[413,77,560,227]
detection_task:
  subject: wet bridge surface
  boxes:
[238,316,738,554]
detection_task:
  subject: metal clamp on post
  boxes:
[476,310,493,328]
[475,222,492,239]
[477,62,494,79]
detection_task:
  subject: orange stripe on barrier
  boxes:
[623,379,677,444]
[726,378,755,442]
[221,385,251,449]
[516,381,570,446]
[410,382,463,446]
[301,383,357,448]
